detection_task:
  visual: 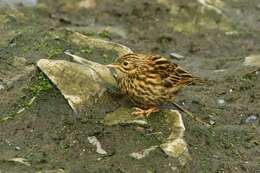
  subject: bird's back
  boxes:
[141,55,200,88]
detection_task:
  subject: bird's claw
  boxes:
[132,107,159,117]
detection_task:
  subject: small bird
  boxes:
[106,53,204,117]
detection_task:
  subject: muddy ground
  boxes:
[0,0,259,172]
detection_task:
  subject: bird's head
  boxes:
[106,54,144,75]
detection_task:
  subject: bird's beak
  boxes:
[106,64,119,69]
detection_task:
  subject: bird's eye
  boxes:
[123,61,128,66]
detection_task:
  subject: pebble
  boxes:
[169,52,184,60]
[15,146,21,150]
[0,0,37,7]
[77,0,96,9]
[225,31,239,36]
[244,54,260,67]
[214,69,226,73]
[209,120,216,125]
[217,99,225,105]
[129,146,158,160]
[0,84,4,90]
[87,136,107,155]
[245,115,258,124]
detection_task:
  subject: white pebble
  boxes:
[0,84,4,90]
[169,52,184,60]
[217,99,225,105]
[15,146,21,150]
[245,115,258,124]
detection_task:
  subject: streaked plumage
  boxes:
[107,53,203,116]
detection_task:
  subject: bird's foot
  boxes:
[132,107,159,117]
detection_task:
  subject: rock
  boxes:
[197,0,224,15]
[7,158,30,166]
[214,69,226,73]
[0,0,37,7]
[36,169,66,173]
[225,31,239,36]
[102,107,147,126]
[217,99,225,105]
[68,31,133,57]
[104,108,190,165]
[160,110,191,166]
[244,54,260,67]
[129,146,159,160]
[209,120,216,125]
[15,146,21,150]
[87,136,107,155]
[169,52,185,60]
[245,115,258,124]
[0,84,4,90]
[65,52,116,86]
[67,25,127,39]
[161,138,190,166]
[37,59,112,114]
[77,0,96,9]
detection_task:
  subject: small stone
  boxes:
[87,136,107,155]
[0,0,37,7]
[209,120,216,125]
[169,52,184,60]
[217,99,225,105]
[102,107,147,126]
[0,84,4,90]
[97,157,102,161]
[77,0,96,9]
[225,31,239,36]
[197,0,223,14]
[129,146,158,160]
[35,169,66,173]
[7,158,30,166]
[214,69,226,73]
[15,146,21,150]
[17,108,25,114]
[245,115,258,124]
[244,54,260,67]
[170,166,178,171]
[160,138,191,166]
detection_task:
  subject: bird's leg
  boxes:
[132,106,159,117]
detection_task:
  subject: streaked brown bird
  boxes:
[106,53,204,117]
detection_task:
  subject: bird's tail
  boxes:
[191,76,206,85]
[171,102,210,127]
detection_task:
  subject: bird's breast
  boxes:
[117,75,173,106]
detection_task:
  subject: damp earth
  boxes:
[0,0,260,172]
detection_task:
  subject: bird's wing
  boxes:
[147,55,195,88]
